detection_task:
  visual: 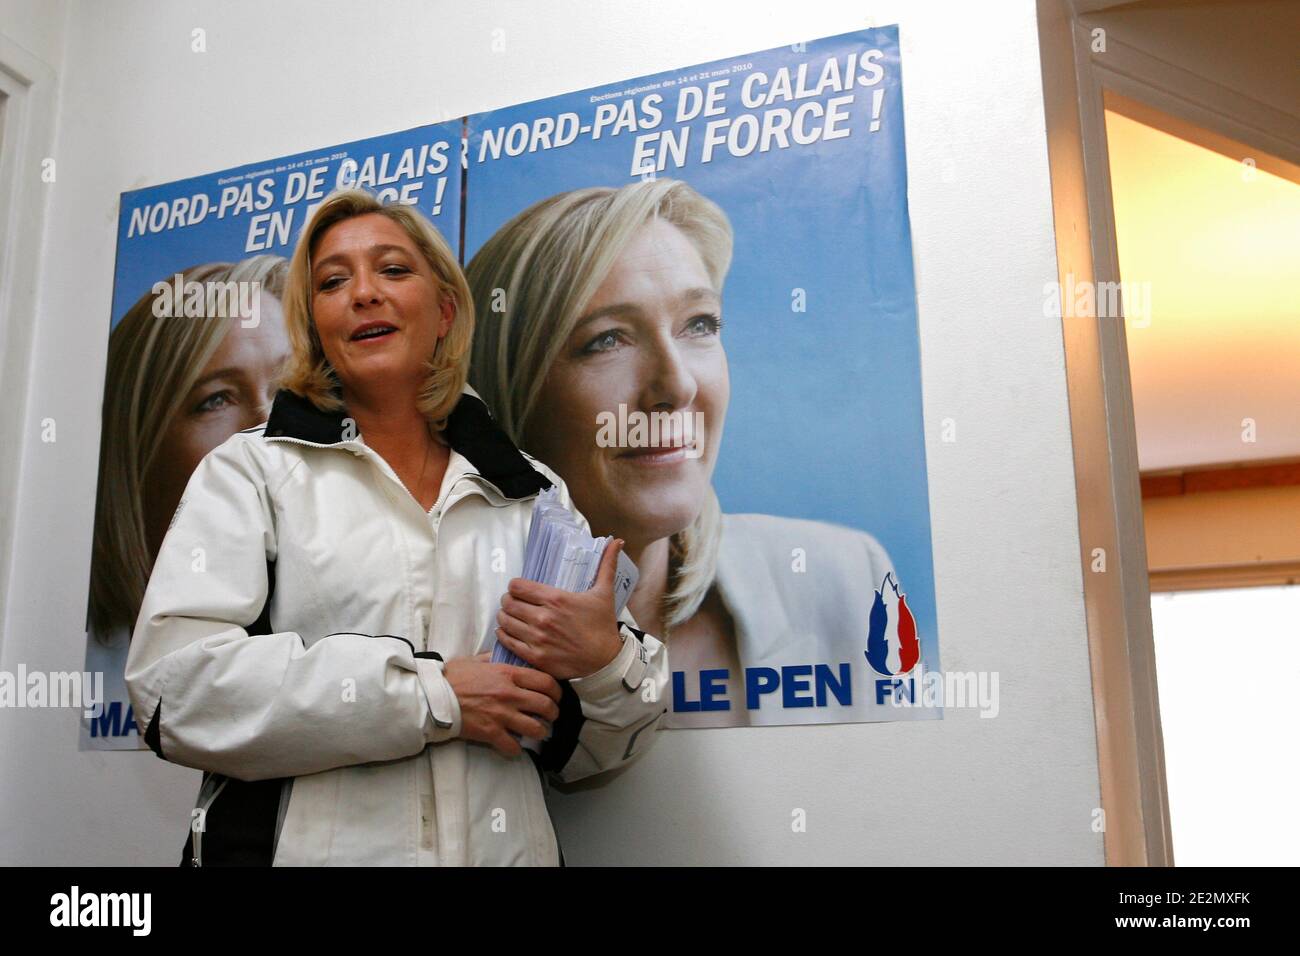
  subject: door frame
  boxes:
[0,32,59,659]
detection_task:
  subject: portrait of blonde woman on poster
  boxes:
[82,255,291,750]
[467,178,900,729]
[125,188,667,865]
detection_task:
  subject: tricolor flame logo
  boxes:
[865,572,920,677]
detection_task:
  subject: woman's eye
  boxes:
[194,390,234,414]
[381,265,410,276]
[685,313,723,336]
[580,330,624,355]
[318,275,345,291]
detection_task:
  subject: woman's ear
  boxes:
[438,295,455,337]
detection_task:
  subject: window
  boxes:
[1151,585,1300,865]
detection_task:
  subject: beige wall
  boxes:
[1144,485,1300,586]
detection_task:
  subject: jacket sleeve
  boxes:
[528,466,670,783]
[546,618,669,783]
[125,434,460,783]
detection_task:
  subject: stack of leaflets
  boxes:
[488,487,639,668]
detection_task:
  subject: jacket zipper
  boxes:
[190,775,229,867]
[261,432,531,864]
[271,778,294,865]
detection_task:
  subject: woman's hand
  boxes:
[442,654,562,758]
[495,539,627,681]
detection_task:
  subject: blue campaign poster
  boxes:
[462,26,940,728]
[83,123,462,749]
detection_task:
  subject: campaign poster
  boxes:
[81,123,462,749]
[84,24,940,749]
[462,25,941,728]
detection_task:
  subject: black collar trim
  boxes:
[264,388,552,501]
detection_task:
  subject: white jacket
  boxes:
[126,384,668,866]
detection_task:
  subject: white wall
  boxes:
[0,0,1103,865]
[0,0,67,67]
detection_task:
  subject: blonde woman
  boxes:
[125,189,667,866]
[468,178,898,728]
[83,255,290,750]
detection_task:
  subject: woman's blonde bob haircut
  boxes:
[280,188,474,430]
[466,178,733,629]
